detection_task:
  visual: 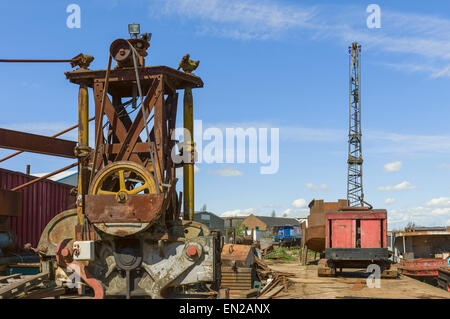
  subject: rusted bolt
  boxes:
[186,245,198,258]
[61,248,71,257]
[116,191,128,203]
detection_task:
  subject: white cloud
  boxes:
[208,166,243,177]
[431,208,450,216]
[377,181,417,191]
[291,198,307,209]
[207,121,450,157]
[306,183,330,192]
[431,65,450,78]
[279,198,310,217]
[384,161,402,172]
[388,196,450,229]
[437,163,450,169]
[384,197,396,205]
[158,0,316,41]
[221,208,254,217]
[282,207,307,217]
[155,1,450,78]
[427,197,450,207]
[388,205,450,229]
[365,130,450,155]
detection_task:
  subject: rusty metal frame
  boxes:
[0,128,76,158]
[65,64,203,226]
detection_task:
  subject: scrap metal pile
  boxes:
[254,257,294,299]
[219,244,294,299]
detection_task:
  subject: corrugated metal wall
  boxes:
[0,168,73,248]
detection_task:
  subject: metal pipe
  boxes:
[183,88,194,221]
[77,85,89,225]
[89,54,112,187]
[11,162,78,191]
[0,59,73,63]
[0,116,94,163]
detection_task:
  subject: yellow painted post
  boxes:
[183,87,194,221]
[77,84,89,225]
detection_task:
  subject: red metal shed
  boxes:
[325,210,387,249]
[0,168,74,248]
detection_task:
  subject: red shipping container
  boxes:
[0,168,73,248]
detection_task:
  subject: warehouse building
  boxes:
[194,211,225,233]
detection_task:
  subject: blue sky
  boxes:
[1,0,450,229]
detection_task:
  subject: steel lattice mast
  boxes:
[347,42,364,207]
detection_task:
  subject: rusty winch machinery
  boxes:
[33,26,221,298]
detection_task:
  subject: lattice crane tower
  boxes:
[347,42,364,207]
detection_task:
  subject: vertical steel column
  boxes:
[77,84,89,224]
[347,42,364,207]
[183,87,194,220]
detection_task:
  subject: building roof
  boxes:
[222,216,247,220]
[252,215,300,227]
[194,211,222,218]
[32,170,78,182]
[413,226,447,232]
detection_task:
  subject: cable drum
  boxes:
[110,39,133,67]
[110,38,149,68]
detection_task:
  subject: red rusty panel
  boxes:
[326,210,387,220]
[326,210,387,249]
[361,220,381,248]
[85,194,164,223]
[399,258,446,277]
[0,189,22,217]
[0,168,73,248]
[331,220,353,248]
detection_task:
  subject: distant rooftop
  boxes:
[32,170,77,181]
[249,215,300,227]
[32,170,78,186]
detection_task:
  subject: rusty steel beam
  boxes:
[0,128,77,158]
[114,78,160,162]
[92,81,144,167]
[11,162,78,191]
[0,59,72,63]
[0,117,94,163]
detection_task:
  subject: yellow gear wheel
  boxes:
[89,161,157,197]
